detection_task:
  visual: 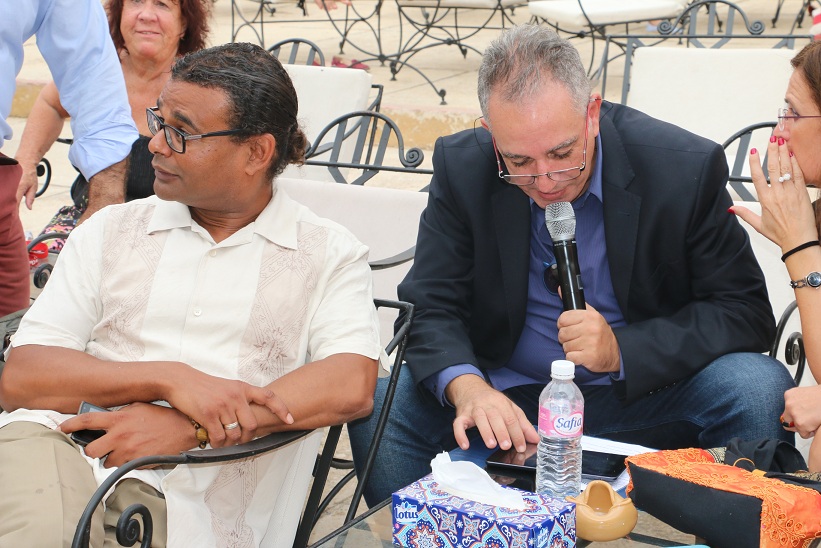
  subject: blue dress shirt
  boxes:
[424,135,627,405]
[1,0,137,179]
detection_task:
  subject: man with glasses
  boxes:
[350,24,795,505]
[0,43,382,546]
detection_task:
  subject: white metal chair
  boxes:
[527,0,688,73]
[281,64,374,182]
[733,201,806,390]
[268,37,326,66]
[299,110,433,188]
[528,0,687,34]
[278,177,428,347]
[391,0,526,103]
[599,0,811,144]
[771,0,813,31]
[277,178,427,544]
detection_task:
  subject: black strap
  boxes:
[781,240,820,262]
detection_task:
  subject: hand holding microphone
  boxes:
[545,202,620,372]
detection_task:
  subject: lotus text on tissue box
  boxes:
[392,474,575,548]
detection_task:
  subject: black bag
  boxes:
[627,439,821,548]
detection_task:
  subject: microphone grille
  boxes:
[544,202,576,241]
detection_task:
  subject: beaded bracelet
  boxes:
[781,240,820,263]
[190,418,209,449]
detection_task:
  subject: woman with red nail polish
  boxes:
[733,41,821,473]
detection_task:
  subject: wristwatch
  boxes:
[789,271,821,289]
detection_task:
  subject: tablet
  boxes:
[486,443,627,482]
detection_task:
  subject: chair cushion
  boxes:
[282,65,373,182]
[277,178,428,347]
[627,47,793,144]
[528,0,685,29]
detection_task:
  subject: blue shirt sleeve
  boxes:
[609,350,626,382]
[1,0,138,178]
[422,364,485,407]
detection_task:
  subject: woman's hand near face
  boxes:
[732,136,818,253]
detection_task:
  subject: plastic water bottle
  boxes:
[536,359,584,498]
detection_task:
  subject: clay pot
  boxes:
[566,480,638,541]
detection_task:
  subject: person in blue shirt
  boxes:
[0,0,137,316]
[349,24,796,505]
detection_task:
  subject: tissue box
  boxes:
[392,474,575,548]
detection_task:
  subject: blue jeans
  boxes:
[348,352,796,506]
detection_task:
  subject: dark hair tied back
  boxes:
[172,42,307,179]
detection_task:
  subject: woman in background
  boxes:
[15,0,211,227]
[732,41,821,471]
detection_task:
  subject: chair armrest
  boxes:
[72,429,312,548]
[369,246,416,270]
[770,300,806,385]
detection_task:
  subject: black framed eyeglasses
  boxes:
[543,261,560,295]
[492,104,590,186]
[777,104,821,131]
[146,107,244,154]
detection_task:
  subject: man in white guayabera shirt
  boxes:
[0,43,382,548]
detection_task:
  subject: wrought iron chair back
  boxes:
[600,0,810,101]
[528,0,687,75]
[302,110,433,188]
[599,1,810,144]
[391,0,526,103]
[770,0,811,33]
[292,299,415,547]
[268,37,326,66]
[721,122,805,386]
[722,121,777,202]
[732,199,806,386]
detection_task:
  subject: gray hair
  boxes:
[478,25,591,123]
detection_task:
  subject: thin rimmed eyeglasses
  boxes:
[777,104,821,131]
[490,104,591,186]
[147,106,244,154]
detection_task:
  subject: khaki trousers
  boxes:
[0,422,168,547]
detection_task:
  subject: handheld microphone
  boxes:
[545,202,586,311]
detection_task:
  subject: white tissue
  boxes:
[430,452,527,510]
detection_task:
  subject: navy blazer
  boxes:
[398,101,775,403]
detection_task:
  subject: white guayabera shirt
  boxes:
[5,188,383,547]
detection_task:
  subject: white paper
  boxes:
[431,452,527,510]
[580,435,655,457]
[579,435,656,493]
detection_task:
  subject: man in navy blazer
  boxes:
[350,24,795,505]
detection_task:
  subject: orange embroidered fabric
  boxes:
[627,449,821,548]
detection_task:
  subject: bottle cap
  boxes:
[551,359,575,379]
